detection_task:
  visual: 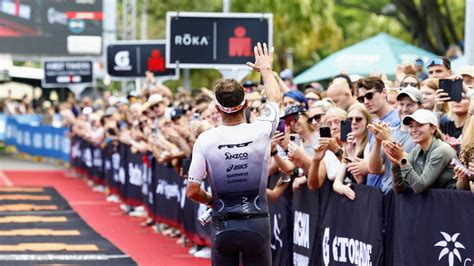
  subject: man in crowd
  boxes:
[427,57,452,79]
[368,86,422,193]
[186,43,280,266]
[356,77,400,189]
[327,75,357,111]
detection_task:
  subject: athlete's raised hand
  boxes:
[246,42,274,73]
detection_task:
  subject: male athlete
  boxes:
[186,42,281,266]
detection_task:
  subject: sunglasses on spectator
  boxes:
[248,107,260,112]
[150,104,159,110]
[346,116,364,123]
[285,113,300,123]
[357,91,379,103]
[307,114,323,123]
[401,82,418,88]
[306,97,319,102]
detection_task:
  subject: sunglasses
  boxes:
[357,91,379,103]
[307,114,323,123]
[285,113,300,123]
[346,116,364,123]
[427,58,450,69]
[249,107,260,112]
[150,104,160,110]
[401,82,418,88]
[306,97,319,102]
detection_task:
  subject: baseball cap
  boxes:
[104,106,117,117]
[415,58,424,66]
[402,109,438,126]
[145,94,164,110]
[280,69,293,80]
[127,90,139,99]
[82,106,93,115]
[397,86,423,103]
[170,107,184,120]
[281,104,307,119]
[457,65,474,78]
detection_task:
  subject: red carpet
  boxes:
[1,170,211,266]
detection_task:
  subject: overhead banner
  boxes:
[106,41,178,79]
[0,0,103,56]
[166,12,272,69]
[42,58,94,88]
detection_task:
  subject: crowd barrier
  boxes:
[4,115,70,163]
[0,113,6,141]
[72,137,474,265]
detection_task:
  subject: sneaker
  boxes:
[188,245,198,255]
[92,185,105,192]
[129,206,147,217]
[120,204,132,213]
[194,247,211,258]
[106,195,120,203]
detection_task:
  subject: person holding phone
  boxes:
[307,107,346,190]
[367,86,422,193]
[383,109,457,193]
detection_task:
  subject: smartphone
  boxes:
[439,79,463,102]
[450,158,472,177]
[289,134,300,146]
[344,157,353,163]
[320,127,331,138]
[277,119,285,133]
[340,120,352,142]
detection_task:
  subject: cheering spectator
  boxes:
[400,74,421,89]
[283,90,308,109]
[385,109,457,193]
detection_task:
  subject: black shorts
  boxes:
[211,217,271,266]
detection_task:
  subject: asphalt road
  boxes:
[0,152,63,171]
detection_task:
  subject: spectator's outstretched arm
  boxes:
[307,145,327,190]
[247,43,281,104]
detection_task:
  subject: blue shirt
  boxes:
[366,108,400,191]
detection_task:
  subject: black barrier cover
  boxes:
[107,42,177,78]
[384,189,474,266]
[43,60,94,87]
[317,184,384,266]
[292,184,320,265]
[268,173,293,266]
[123,149,147,205]
[0,1,103,56]
[166,12,271,68]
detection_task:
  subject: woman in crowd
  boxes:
[383,109,457,193]
[333,104,372,199]
[400,74,421,89]
[420,78,450,115]
[282,90,308,109]
[307,107,346,190]
[453,115,474,192]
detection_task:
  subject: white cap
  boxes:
[458,65,474,78]
[82,106,93,115]
[145,94,163,109]
[402,109,438,126]
[397,86,423,103]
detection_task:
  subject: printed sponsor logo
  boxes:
[294,211,310,249]
[174,34,209,46]
[322,227,373,266]
[218,141,252,150]
[226,172,248,178]
[225,152,248,160]
[434,232,471,266]
[226,163,248,172]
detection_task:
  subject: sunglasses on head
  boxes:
[357,91,378,103]
[401,82,418,88]
[346,116,364,123]
[307,114,323,123]
[427,58,450,69]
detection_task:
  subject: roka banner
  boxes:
[166,12,272,69]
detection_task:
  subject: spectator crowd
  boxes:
[3,55,474,258]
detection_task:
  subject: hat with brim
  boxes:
[145,94,164,110]
[458,65,474,78]
[281,104,307,119]
[397,86,423,103]
[402,109,438,126]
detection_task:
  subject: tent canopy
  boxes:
[294,32,437,84]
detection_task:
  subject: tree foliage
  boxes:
[139,0,465,90]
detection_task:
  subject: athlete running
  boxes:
[186,42,281,266]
